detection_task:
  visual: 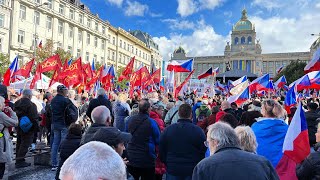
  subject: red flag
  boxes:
[60,58,82,78]
[13,59,35,77]
[175,70,195,98]
[151,68,161,84]
[130,66,151,87]
[38,40,42,49]
[39,54,62,73]
[62,59,69,71]
[86,66,103,90]
[30,65,42,89]
[82,63,93,79]
[119,56,135,82]
[49,67,61,87]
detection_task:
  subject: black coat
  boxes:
[192,147,279,180]
[305,111,320,146]
[159,119,206,176]
[80,123,106,145]
[296,143,320,180]
[14,97,39,133]
[59,134,81,163]
[86,95,112,120]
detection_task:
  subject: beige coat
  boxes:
[0,110,18,163]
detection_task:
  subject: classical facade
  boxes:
[171,9,318,80]
[0,0,162,72]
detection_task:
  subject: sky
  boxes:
[81,0,320,61]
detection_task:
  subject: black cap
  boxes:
[57,85,68,92]
[91,127,132,146]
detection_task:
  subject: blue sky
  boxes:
[82,0,320,61]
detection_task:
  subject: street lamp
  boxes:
[33,2,48,59]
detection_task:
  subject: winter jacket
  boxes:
[159,119,206,176]
[192,146,279,180]
[14,97,39,133]
[51,94,71,130]
[240,110,262,126]
[252,118,288,167]
[86,95,112,120]
[126,113,160,168]
[113,101,130,132]
[0,111,18,163]
[164,101,183,125]
[59,133,81,163]
[197,112,217,133]
[149,111,166,175]
[80,123,106,145]
[192,102,202,124]
[195,105,212,123]
[296,143,320,180]
[305,111,320,146]
[44,102,52,130]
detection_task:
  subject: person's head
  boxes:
[43,92,53,102]
[96,88,106,97]
[91,127,131,156]
[166,102,175,111]
[139,99,151,114]
[59,141,126,180]
[211,106,220,114]
[0,85,8,100]
[0,96,5,111]
[68,123,82,136]
[22,89,33,99]
[235,126,257,153]
[206,122,240,155]
[316,122,320,143]
[178,103,192,120]
[231,102,238,110]
[307,102,318,112]
[68,90,76,99]
[202,99,209,106]
[219,113,239,128]
[118,93,128,103]
[261,99,286,118]
[221,101,231,111]
[57,85,68,97]
[91,106,111,126]
[152,103,165,117]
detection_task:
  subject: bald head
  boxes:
[91,106,111,126]
[139,99,151,114]
[221,101,231,111]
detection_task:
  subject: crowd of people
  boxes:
[0,83,319,180]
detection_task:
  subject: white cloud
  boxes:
[124,1,148,16]
[251,0,284,10]
[162,19,195,30]
[199,0,224,10]
[105,0,123,7]
[316,2,320,8]
[177,0,223,17]
[150,12,163,18]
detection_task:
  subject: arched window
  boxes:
[235,37,239,45]
[248,36,252,44]
[241,37,245,44]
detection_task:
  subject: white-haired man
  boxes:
[86,88,112,121]
[59,141,126,180]
[81,105,111,144]
[192,122,279,180]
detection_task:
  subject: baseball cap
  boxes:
[57,85,68,92]
[91,127,132,146]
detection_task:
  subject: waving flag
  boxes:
[231,75,248,87]
[215,81,226,91]
[304,47,320,73]
[276,65,284,74]
[49,66,61,87]
[276,102,309,180]
[249,74,269,92]
[3,56,19,86]
[285,86,297,114]
[230,80,249,95]
[213,67,219,75]
[160,78,165,91]
[198,67,213,80]
[275,76,287,89]
[227,86,250,106]
[175,70,195,98]
[130,66,151,87]
[306,71,320,89]
[147,68,161,84]
[39,54,62,73]
[13,58,34,78]
[265,80,275,92]
[119,56,135,81]
[82,63,93,79]
[167,58,193,72]
[38,40,43,49]
[30,64,42,89]
[289,74,311,91]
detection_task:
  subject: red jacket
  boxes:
[150,111,166,175]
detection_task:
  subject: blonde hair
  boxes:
[235,126,257,153]
[261,99,286,118]
[118,93,128,103]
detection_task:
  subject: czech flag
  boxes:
[213,67,219,75]
[304,47,320,73]
[160,78,165,91]
[167,58,193,72]
[249,74,269,92]
[284,86,297,114]
[198,67,213,79]
[276,65,284,74]
[227,86,250,106]
[3,56,19,86]
[276,102,310,180]
[289,74,311,92]
[215,81,226,91]
[274,75,287,89]
[306,71,320,89]
[230,75,247,87]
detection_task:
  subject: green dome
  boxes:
[233,9,253,31]
[174,46,186,54]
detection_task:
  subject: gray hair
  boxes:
[208,122,240,152]
[97,88,106,96]
[59,141,126,180]
[68,90,76,98]
[22,89,33,99]
[0,96,4,109]
[235,126,257,153]
[221,101,231,111]
[91,106,110,124]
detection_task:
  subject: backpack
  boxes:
[197,108,208,123]
[64,101,78,126]
[19,116,33,133]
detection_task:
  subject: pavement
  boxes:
[7,166,55,180]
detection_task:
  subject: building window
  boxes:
[68,46,72,54]
[108,50,110,59]
[0,14,4,27]
[69,9,74,20]
[34,11,40,25]
[107,34,111,43]
[119,54,122,63]
[124,42,126,49]
[139,50,141,57]
[143,52,145,59]
[69,26,73,38]
[77,49,80,57]
[34,0,41,3]
[58,21,63,34]
[57,42,62,49]
[79,14,83,24]
[101,40,105,49]
[87,33,90,45]
[241,37,245,44]
[94,37,98,47]
[119,40,122,47]
[132,46,134,53]
[46,16,52,30]
[78,31,82,41]
[112,51,115,60]
[59,4,64,15]
[95,22,98,31]
[86,52,89,62]
[101,57,104,64]
[18,30,24,44]
[94,54,97,61]
[127,44,130,51]
[112,37,115,45]
[47,0,53,9]
[0,38,2,52]
[102,26,105,34]
[19,5,26,20]
[0,0,5,5]
[248,36,252,44]
[234,37,238,45]
[87,18,91,28]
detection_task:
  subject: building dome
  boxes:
[233,9,253,31]
[174,46,186,54]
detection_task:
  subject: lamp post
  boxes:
[33,2,48,59]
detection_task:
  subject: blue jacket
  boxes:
[51,94,70,130]
[159,119,206,176]
[126,113,160,168]
[252,118,288,167]
[192,102,202,124]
